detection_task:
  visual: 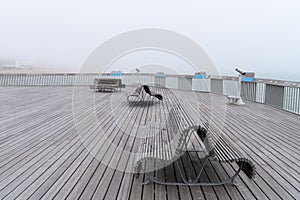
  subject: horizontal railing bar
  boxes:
[0,73,299,115]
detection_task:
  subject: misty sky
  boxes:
[0,0,299,81]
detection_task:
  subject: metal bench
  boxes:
[90,78,125,92]
[134,100,256,186]
[226,95,241,104]
[127,85,163,102]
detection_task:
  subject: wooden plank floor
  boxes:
[0,86,299,200]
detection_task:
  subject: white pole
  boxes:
[135,69,140,86]
[235,75,245,105]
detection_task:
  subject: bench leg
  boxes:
[141,160,153,185]
[143,174,151,185]
[231,180,238,187]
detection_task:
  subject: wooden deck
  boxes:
[0,86,299,200]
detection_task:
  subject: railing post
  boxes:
[255,82,266,103]
[265,84,284,109]
[223,78,238,96]
[177,75,193,91]
[166,76,178,89]
[155,76,166,87]
[211,78,223,95]
[241,82,256,102]
[283,82,300,115]
[192,77,210,92]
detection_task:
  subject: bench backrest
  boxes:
[201,122,243,161]
[136,87,143,94]
[137,102,196,172]
[163,103,197,158]
[200,122,256,178]
[94,78,122,85]
[165,102,230,159]
[142,85,163,100]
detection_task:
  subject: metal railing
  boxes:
[0,73,299,115]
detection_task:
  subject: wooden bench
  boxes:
[127,85,163,102]
[134,95,256,186]
[90,78,125,92]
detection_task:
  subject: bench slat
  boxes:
[90,78,125,92]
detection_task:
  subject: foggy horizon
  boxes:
[0,0,299,81]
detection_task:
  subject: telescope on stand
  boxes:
[235,68,246,76]
[235,68,246,105]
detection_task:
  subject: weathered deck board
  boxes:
[0,86,299,200]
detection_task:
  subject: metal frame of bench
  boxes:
[142,153,245,186]
[134,99,256,186]
[90,78,125,92]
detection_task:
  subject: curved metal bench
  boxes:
[134,101,256,186]
[127,85,163,102]
[226,95,241,104]
[142,85,163,101]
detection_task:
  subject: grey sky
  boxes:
[0,0,299,81]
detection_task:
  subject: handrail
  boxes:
[0,73,299,115]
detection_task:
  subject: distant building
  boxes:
[0,60,42,71]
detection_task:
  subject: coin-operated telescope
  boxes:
[234,68,246,105]
[235,68,246,76]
